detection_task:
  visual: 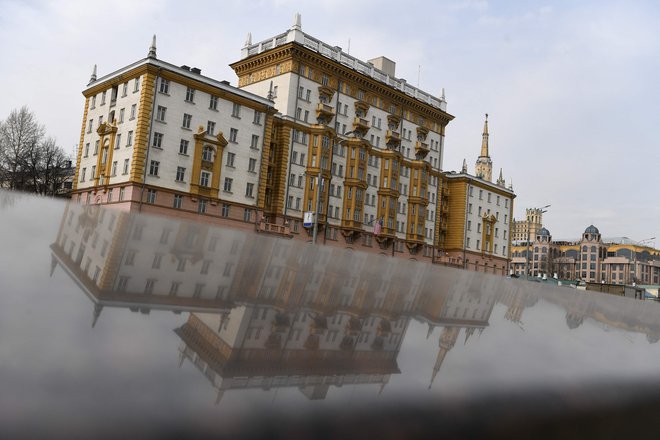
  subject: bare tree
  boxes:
[0,107,71,196]
[0,106,45,190]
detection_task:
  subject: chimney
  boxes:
[191,67,201,74]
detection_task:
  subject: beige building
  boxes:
[512,208,545,243]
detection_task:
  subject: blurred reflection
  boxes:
[50,202,660,404]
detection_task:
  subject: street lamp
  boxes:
[526,204,550,278]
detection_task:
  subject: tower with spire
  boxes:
[475,113,493,181]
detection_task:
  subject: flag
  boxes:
[374,217,383,236]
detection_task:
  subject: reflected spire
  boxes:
[92,304,103,328]
[50,255,58,277]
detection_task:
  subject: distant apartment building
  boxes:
[510,225,660,285]
[511,207,545,242]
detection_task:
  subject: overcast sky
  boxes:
[1,0,658,242]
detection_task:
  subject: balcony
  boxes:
[315,102,335,124]
[415,141,429,157]
[385,130,401,147]
[258,221,292,237]
[352,116,369,134]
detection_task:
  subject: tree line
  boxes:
[0,106,72,196]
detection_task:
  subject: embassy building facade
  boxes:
[72,15,512,267]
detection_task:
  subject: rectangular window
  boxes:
[243,208,251,222]
[198,199,207,214]
[149,160,159,176]
[159,78,169,94]
[185,87,195,102]
[130,104,137,119]
[173,194,182,209]
[226,151,235,167]
[91,165,96,179]
[232,102,241,117]
[119,108,125,123]
[114,134,121,149]
[221,204,230,217]
[248,158,257,172]
[229,128,238,143]
[253,110,261,124]
[119,187,125,201]
[250,134,259,149]
[133,77,140,93]
[122,82,128,97]
[179,139,189,155]
[80,167,86,182]
[209,95,218,110]
[87,119,93,133]
[127,130,133,146]
[152,132,163,148]
[207,121,215,135]
[146,189,156,204]
[200,171,210,187]
[123,159,129,175]
[223,177,233,192]
[182,113,192,129]
[245,182,254,198]
[156,105,166,122]
[111,161,117,176]
[175,166,185,182]
[84,143,89,157]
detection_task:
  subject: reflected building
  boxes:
[51,202,507,402]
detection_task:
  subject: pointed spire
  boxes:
[92,304,103,328]
[148,34,157,59]
[441,87,446,101]
[461,158,467,173]
[292,12,302,30]
[497,168,505,187]
[480,113,489,157]
[508,179,514,191]
[244,32,252,47]
[267,80,274,100]
[88,64,97,85]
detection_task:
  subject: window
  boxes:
[248,158,257,172]
[321,74,329,86]
[156,105,167,122]
[126,130,133,146]
[229,128,238,143]
[123,159,129,175]
[87,119,93,133]
[83,143,89,157]
[159,78,169,94]
[182,113,192,129]
[207,121,215,135]
[221,204,230,217]
[133,77,140,92]
[80,167,86,182]
[91,165,96,178]
[119,187,125,201]
[130,104,136,120]
[198,199,207,214]
[253,110,261,124]
[149,161,159,176]
[152,132,163,148]
[250,134,259,149]
[200,171,210,187]
[179,139,189,155]
[101,91,106,105]
[202,146,213,161]
[245,182,254,198]
[173,194,182,209]
[111,161,117,176]
[119,108,125,123]
[243,208,251,222]
[185,87,195,102]
[146,189,156,204]
[209,95,218,110]
[232,103,241,117]
[223,177,233,192]
[115,134,121,149]
[121,82,128,97]
[175,166,185,182]
[226,151,235,167]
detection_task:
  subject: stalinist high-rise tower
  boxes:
[475,114,493,182]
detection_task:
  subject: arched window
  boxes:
[591,246,597,253]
